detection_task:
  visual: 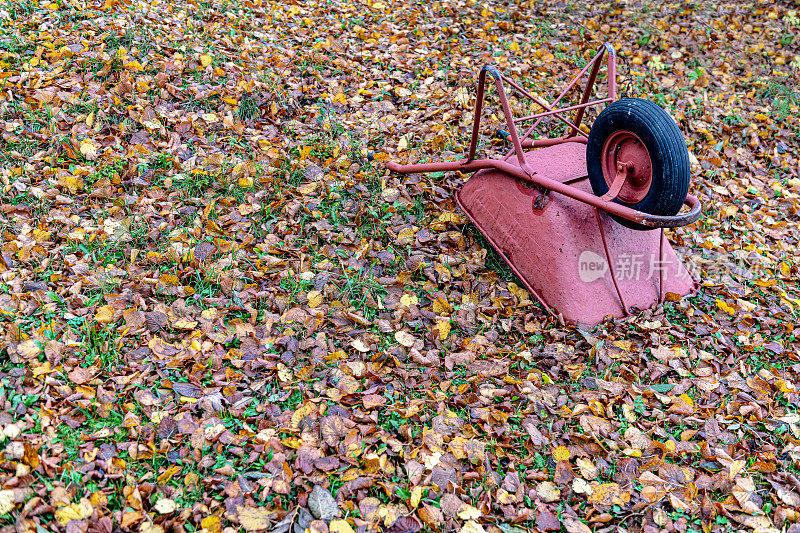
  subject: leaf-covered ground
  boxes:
[1,0,799,531]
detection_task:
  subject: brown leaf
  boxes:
[145,311,168,332]
[536,509,561,531]
[418,504,443,528]
[68,366,95,385]
[173,382,203,398]
[194,242,217,262]
[563,519,592,533]
[320,416,350,448]
[362,394,386,409]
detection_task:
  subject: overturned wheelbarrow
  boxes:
[387,44,701,326]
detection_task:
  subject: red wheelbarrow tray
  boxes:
[386,43,702,325]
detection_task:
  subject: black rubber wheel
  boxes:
[587,98,690,231]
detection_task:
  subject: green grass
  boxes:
[237,93,259,121]
[759,80,799,129]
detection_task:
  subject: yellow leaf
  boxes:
[509,42,520,51]
[432,320,450,340]
[291,402,314,428]
[456,503,481,520]
[123,59,144,71]
[536,481,561,502]
[431,297,453,314]
[139,521,163,533]
[623,447,642,457]
[399,293,418,307]
[238,176,253,188]
[438,212,465,224]
[397,227,416,244]
[454,87,470,107]
[350,338,370,353]
[55,499,93,526]
[587,482,631,506]
[17,339,41,359]
[678,393,693,408]
[94,305,115,324]
[282,436,302,448]
[298,182,318,194]
[552,445,571,462]
[60,174,83,194]
[729,459,746,479]
[460,521,487,533]
[79,138,99,161]
[298,146,312,160]
[576,457,598,479]
[409,486,423,509]
[160,274,180,286]
[200,54,213,67]
[157,465,181,485]
[86,110,95,127]
[173,318,198,330]
[330,520,355,533]
[307,290,323,308]
[142,118,162,130]
[154,498,177,514]
[277,363,292,382]
[715,299,735,315]
[201,516,222,533]
[496,488,515,505]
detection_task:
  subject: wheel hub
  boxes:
[601,130,653,203]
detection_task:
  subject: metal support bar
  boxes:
[386,157,702,228]
[574,47,605,131]
[595,207,628,316]
[512,98,612,126]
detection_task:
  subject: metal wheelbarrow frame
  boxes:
[386,44,702,320]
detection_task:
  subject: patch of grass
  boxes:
[81,324,123,369]
[2,0,35,20]
[237,93,259,121]
[759,80,799,125]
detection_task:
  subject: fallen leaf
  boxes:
[238,507,274,531]
[154,498,177,514]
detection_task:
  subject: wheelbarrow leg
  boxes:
[466,69,489,164]
[487,69,534,176]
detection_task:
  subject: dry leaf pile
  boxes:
[0,0,799,532]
